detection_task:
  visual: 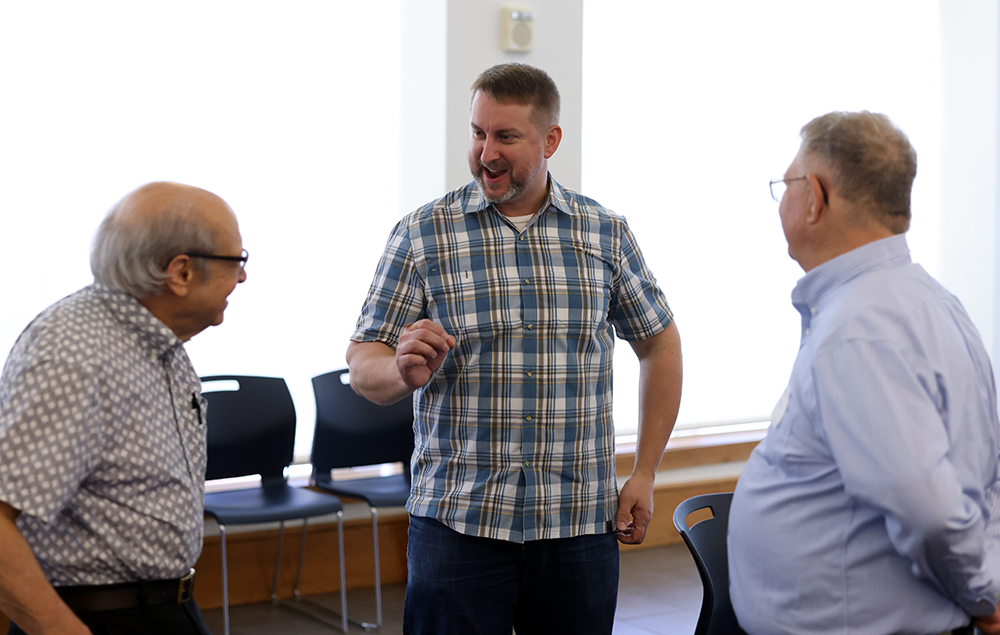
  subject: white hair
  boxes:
[90,192,218,298]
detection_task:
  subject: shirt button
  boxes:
[805,328,811,336]
[519,235,525,241]
[526,415,533,421]
[525,460,532,467]
[526,370,534,377]
[527,324,534,330]
[810,306,818,316]
[524,278,531,285]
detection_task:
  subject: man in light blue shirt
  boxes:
[728,111,1000,635]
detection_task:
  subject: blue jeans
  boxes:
[404,515,619,635]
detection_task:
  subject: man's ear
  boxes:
[544,124,562,159]
[805,173,829,223]
[162,255,195,297]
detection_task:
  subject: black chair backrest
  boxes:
[310,368,414,472]
[672,492,747,635]
[201,375,296,481]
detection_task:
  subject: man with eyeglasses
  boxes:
[728,111,1000,635]
[0,182,247,635]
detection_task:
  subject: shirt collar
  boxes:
[791,234,912,312]
[465,173,576,218]
[92,283,185,361]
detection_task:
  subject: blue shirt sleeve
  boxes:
[814,337,1000,616]
[608,217,673,341]
[351,217,426,348]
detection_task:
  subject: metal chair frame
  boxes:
[202,375,349,635]
[310,368,415,631]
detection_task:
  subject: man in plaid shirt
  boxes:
[348,63,682,635]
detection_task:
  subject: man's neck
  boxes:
[799,227,898,272]
[495,175,550,218]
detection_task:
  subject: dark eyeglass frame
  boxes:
[188,249,249,273]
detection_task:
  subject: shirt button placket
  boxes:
[517,228,539,537]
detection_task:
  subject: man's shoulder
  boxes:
[844,263,955,317]
[391,182,489,244]
[408,181,481,220]
[821,263,975,351]
[549,179,625,223]
[6,284,126,368]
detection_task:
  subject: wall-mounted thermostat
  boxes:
[501,6,534,52]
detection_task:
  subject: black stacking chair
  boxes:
[201,375,348,635]
[672,492,749,635]
[310,368,415,630]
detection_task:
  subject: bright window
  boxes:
[582,0,941,437]
[0,1,945,455]
[0,2,402,457]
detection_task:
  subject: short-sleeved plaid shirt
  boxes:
[352,177,673,543]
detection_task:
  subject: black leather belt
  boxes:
[55,569,195,613]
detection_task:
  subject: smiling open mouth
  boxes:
[482,163,509,182]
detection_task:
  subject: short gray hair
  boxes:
[90,191,218,298]
[800,111,917,234]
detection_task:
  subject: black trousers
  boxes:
[7,598,211,635]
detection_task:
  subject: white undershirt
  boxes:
[506,212,536,232]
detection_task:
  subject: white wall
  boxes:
[443,0,584,195]
[397,0,586,215]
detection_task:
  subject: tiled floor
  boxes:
[200,542,702,635]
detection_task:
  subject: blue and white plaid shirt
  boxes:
[352,177,673,543]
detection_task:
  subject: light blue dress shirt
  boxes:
[728,235,1000,634]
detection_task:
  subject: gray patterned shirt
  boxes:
[0,283,207,585]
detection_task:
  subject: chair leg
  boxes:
[293,518,309,599]
[371,506,383,628]
[271,521,286,602]
[271,514,351,633]
[337,510,348,633]
[219,522,231,635]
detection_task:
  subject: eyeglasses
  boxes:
[188,248,249,274]
[769,176,808,202]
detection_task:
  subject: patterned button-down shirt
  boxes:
[352,177,673,543]
[0,283,207,585]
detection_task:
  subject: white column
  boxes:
[398,0,584,211]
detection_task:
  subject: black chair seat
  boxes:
[205,483,344,526]
[313,473,409,508]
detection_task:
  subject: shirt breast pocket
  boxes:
[546,258,614,336]
[424,256,500,337]
[763,383,832,477]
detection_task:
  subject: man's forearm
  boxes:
[345,341,414,405]
[0,502,90,635]
[632,323,683,476]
